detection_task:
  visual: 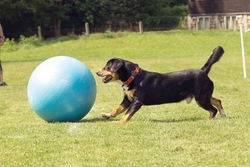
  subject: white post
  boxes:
[239,23,247,79]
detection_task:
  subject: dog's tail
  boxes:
[201,46,224,74]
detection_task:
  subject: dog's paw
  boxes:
[111,120,119,123]
[101,113,112,119]
[219,109,226,118]
[220,113,226,118]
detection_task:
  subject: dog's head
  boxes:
[96,58,139,84]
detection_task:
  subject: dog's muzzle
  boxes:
[96,70,113,83]
[96,70,103,77]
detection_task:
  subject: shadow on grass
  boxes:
[151,117,204,123]
[58,116,233,124]
[45,118,109,123]
[151,116,234,123]
[79,117,109,123]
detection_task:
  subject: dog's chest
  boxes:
[122,85,135,101]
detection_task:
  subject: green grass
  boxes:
[1,30,250,166]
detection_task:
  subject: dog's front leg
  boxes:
[102,96,131,119]
[101,105,126,119]
[118,99,143,123]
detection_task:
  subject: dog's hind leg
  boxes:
[211,97,226,118]
[196,99,218,119]
[195,90,218,119]
[194,78,221,119]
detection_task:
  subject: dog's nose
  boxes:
[96,70,101,76]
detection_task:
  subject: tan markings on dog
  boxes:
[195,100,201,108]
[99,69,110,76]
[211,97,226,118]
[118,113,133,123]
[123,88,136,101]
[110,72,119,81]
[195,100,214,119]
[99,69,120,81]
[110,105,126,117]
[209,112,214,119]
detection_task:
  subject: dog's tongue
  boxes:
[102,75,112,83]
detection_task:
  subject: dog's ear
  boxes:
[106,58,123,72]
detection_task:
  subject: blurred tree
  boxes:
[139,0,187,30]
[0,0,35,38]
[0,0,187,39]
[31,0,71,37]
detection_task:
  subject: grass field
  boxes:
[1,30,250,166]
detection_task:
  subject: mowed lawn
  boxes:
[1,30,250,166]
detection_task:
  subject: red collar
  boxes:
[123,66,140,86]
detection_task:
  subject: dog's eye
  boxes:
[104,66,111,71]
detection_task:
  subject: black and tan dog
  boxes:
[96,46,226,122]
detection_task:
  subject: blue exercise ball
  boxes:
[27,56,96,122]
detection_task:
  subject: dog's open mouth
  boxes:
[102,75,113,83]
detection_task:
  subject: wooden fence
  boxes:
[37,21,144,39]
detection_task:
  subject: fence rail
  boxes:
[5,19,187,40]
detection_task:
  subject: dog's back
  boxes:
[134,68,210,105]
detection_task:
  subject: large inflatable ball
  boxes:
[27,56,96,122]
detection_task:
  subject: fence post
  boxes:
[38,26,42,39]
[85,22,89,37]
[195,22,199,30]
[233,19,237,31]
[139,21,143,34]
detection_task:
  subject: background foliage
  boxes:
[0,0,187,39]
